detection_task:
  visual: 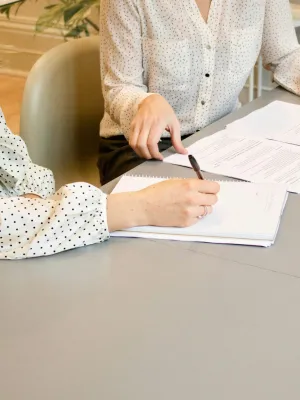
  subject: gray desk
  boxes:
[1,88,300,400]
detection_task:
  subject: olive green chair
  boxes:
[20,36,103,189]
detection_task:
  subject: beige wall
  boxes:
[0,0,65,76]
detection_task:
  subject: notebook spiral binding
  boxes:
[123,174,248,183]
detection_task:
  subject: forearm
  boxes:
[22,192,149,233]
[261,0,299,67]
[0,108,55,198]
[272,48,300,95]
[103,84,153,138]
[260,0,300,96]
[100,0,154,138]
[107,191,149,232]
[0,183,109,260]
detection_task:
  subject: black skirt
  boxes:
[97,135,173,185]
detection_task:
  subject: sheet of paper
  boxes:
[111,176,288,245]
[111,230,274,247]
[227,100,300,146]
[164,130,300,193]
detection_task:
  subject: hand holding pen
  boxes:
[188,154,213,218]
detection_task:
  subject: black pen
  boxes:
[188,155,204,180]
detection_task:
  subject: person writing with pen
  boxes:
[0,109,218,260]
[98,0,300,184]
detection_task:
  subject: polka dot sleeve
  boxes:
[0,108,55,198]
[0,182,110,260]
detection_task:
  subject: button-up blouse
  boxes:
[100,0,300,139]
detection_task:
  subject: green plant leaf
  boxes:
[0,4,12,18]
[35,4,65,31]
[44,5,57,10]
[15,0,27,14]
[0,0,25,18]
[63,3,84,23]
[1,0,100,37]
[65,23,87,38]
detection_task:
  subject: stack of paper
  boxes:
[164,130,300,193]
[111,175,288,247]
[164,101,300,193]
[227,101,300,146]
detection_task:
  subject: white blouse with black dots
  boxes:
[100,0,300,139]
[0,110,109,260]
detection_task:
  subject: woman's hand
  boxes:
[107,179,220,232]
[129,94,188,160]
[139,179,219,227]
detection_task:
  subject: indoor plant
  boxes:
[0,0,99,38]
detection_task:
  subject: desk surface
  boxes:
[1,88,300,400]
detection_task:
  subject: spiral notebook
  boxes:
[111,175,288,247]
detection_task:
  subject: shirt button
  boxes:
[201,100,205,105]
[206,45,211,50]
[205,73,210,77]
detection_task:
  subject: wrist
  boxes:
[106,191,149,232]
[123,191,149,227]
[138,93,162,110]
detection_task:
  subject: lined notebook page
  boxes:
[111,176,288,244]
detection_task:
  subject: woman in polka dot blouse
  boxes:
[0,109,219,260]
[98,0,300,184]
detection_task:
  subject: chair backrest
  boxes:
[20,36,103,188]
